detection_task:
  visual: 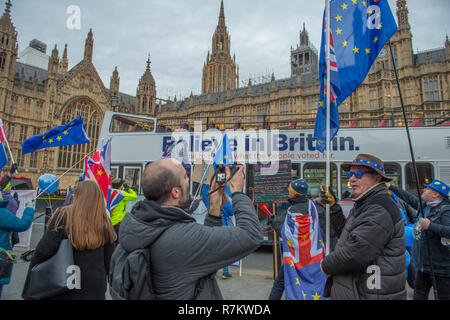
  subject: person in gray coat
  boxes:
[116,158,263,299]
[320,154,406,300]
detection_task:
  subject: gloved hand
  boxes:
[9,163,18,174]
[319,185,336,208]
[123,183,130,190]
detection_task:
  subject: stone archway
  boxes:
[57,96,102,170]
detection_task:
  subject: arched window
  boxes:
[57,97,101,169]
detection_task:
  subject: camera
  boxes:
[215,163,241,185]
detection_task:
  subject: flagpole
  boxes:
[388,40,439,300]
[325,0,331,256]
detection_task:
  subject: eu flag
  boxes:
[314,0,398,151]
[0,143,7,172]
[22,117,90,155]
[213,134,234,168]
[282,200,328,300]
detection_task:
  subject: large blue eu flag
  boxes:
[22,117,90,155]
[314,0,398,151]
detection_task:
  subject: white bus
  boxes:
[99,111,450,195]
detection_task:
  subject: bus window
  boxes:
[124,167,141,193]
[111,166,119,179]
[405,162,434,196]
[292,163,300,179]
[384,162,402,188]
[303,163,337,198]
[109,114,155,133]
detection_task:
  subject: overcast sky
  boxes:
[10,0,450,100]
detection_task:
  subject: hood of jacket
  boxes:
[118,199,195,253]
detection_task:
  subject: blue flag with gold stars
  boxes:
[213,134,234,168]
[314,0,398,152]
[21,117,90,155]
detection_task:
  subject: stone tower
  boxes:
[110,66,120,98]
[392,0,413,68]
[291,23,318,77]
[201,0,238,94]
[136,55,156,116]
[0,0,17,83]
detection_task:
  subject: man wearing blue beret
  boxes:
[389,179,450,300]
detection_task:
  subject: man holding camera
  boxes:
[114,158,263,299]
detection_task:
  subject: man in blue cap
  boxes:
[389,179,450,300]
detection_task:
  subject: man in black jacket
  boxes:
[115,158,263,299]
[389,179,450,300]
[320,154,406,300]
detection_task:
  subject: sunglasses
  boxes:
[346,170,376,179]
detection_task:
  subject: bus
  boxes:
[98,111,450,240]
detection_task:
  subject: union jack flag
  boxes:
[109,189,125,212]
[83,138,113,214]
[282,200,328,300]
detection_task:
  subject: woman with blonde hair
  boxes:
[22,180,117,300]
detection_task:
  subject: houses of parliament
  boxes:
[0,0,448,188]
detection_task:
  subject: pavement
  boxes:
[2,245,423,300]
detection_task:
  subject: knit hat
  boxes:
[425,179,449,199]
[289,179,308,196]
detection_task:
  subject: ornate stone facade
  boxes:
[0,1,154,188]
[157,0,449,131]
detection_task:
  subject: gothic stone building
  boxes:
[156,0,449,131]
[0,0,449,189]
[0,1,156,188]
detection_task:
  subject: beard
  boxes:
[178,185,194,210]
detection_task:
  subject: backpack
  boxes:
[109,243,157,300]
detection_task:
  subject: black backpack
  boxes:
[109,243,157,300]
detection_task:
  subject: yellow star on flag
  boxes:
[335,14,342,22]
[302,291,307,300]
[377,23,383,30]
[335,28,342,35]
[300,235,308,242]
[97,170,104,176]
[289,261,295,268]
[353,46,359,54]
[312,292,321,300]
[63,130,68,135]
[373,36,379,43]
[287,239,293,247]
[295,278,300,286]
[365,48,371,54]
[56,136,62,141]
[48,138,53,144]
[341,3,348,10]
[351,0,357,4]
[362,1,367,7]
[342,40,348,47]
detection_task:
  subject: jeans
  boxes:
[413,271,450,300]
[222,215,233,276]
[268,267,284,300]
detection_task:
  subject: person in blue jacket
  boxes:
[0,167,35,299]
[388,179,450,300]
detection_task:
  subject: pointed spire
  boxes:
[0,0,14,31]
[218,0,225,26]
[84,28,94,61]
[59,44,69,73]
[146,53,151,73]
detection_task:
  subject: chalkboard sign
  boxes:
[252,161,291,204]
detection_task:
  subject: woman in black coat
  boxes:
[22,180,117,300]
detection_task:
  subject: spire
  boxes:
[110,66,120,97]
[218,0,225,26]
[59,44,68,73]
[300,22,309,47]
[146,53,151,73]
[83,28,94,61]
[0,0,15,32]
[396,0,410,32]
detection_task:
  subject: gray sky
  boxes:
[11,0,450,100]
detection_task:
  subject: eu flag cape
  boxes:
[282,200,328,300]
[22,117,90,155]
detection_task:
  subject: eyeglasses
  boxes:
[346,171,376,179]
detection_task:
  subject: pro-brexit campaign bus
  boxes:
[98,111,450,232]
